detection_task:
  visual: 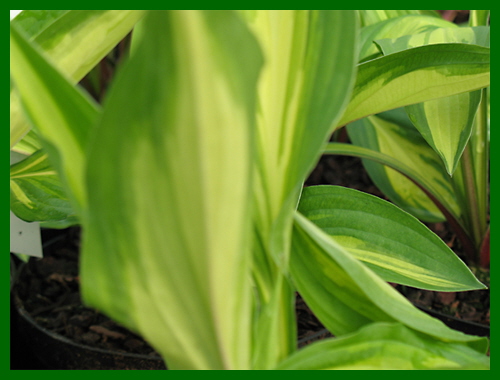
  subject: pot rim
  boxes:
[12,288,165,362]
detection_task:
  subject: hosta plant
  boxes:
[327,10,490,267]
[10,10,490,370]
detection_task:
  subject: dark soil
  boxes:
[13,228,162,356]
[11,152,489,369]
[11,226,333,363]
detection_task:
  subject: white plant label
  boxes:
[10,151,43,257]
[10,212,43,258]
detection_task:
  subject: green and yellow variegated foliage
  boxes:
[10,10,489,370]
[11,10,145,151]
[332,10,490,265]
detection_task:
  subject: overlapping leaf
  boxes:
[375,26,490,174]
[244,10,359,223]
[10,10,144,150]
[276,322,489,370]
[10,23,101,212]
[359,14,454,61]
[298,185,484,291]
[336,43,490,128]
[291,212,488,353]
[240,10,359,369]
[81,10,262,370]
[347,109,460,222]
[375,26,490,54]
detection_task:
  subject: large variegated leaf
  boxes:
[323,141,475,259]
[276,322,489,370]
[298,185,484,291]
[10,10,144,150]
[10,23,101,212]
[240,10,359,369]
[347,109,460,222]
[376,26,490,175]
[359,14,454,61]
[244,10,358,219]
[336,43,490,128]
[290,212,488,353]
[10,150,77,227]
[81,11,262,370]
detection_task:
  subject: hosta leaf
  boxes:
[359,14,454,61]
[10,23,101,212]
[240,10,358,369]
[10,10,144,149]
[375,26,490,54]
[10,150,77,228]
[298,185,485,291]
[82,11,262,370]
[290,212,488,353]
[337,43,490,128]
[375,26,490,175]
[406,91,482,175]
[347,109,460,222]
[276,322,489,370]
[244,10,358,218]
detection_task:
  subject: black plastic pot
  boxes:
[11,287,167,370]
[11,238,168,371]
[10,228,489,369]
[414,305,490,338]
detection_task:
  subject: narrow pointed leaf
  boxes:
[240,10,358,369]
[406,91,482,175]
[298,185,485,291]
[374,26,490,175]
[291,212,488,352]
[11,10,144,148]
[337,43,490,128]
[82,11,262,370]
[10,23,101,212]
[346,110,461,222]
[10,150,77,227]
[276,322,489,370]
[244,10,359,216]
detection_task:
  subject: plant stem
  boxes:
[472,88,489,238]
[458,145,483,255]
[458,10,490,261]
